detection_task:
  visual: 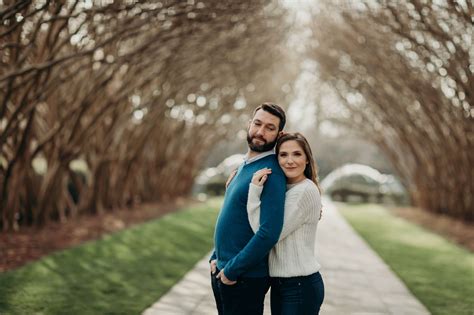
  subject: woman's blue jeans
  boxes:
[270,272,325,315]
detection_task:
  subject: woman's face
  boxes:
[278,140,308,184]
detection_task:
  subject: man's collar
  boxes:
[244,150,275,165]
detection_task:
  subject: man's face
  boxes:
[247,109,281,152]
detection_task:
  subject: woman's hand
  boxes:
[225,169,237,189]
[251,168,272,186]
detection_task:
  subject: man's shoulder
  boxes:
[256,155,285,176]
[256,154,279,165]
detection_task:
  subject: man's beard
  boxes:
[247,133,277,152]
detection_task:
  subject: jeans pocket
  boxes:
[219,278,239,288]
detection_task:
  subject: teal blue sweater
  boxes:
[211,154,286,281]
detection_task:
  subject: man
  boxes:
[210,103,287,315]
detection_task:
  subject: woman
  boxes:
[247,132,324,315]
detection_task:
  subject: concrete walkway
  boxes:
[143,197,430,315]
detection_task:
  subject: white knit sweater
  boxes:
[247,178,322,277]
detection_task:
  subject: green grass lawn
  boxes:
[0,198,221,315]
[338,203,474,315]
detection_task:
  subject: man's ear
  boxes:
[278,131,284,138]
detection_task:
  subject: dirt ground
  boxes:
[0,200,188,272]
[393,207,474,252]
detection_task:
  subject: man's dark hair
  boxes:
[252,102,286,131]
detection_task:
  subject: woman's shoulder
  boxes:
[303,178,319,190]
[285,179,321,210]
[286,179,317,196]
[302,180,322,209]
[300,179,321,199]
[297,178,318,189]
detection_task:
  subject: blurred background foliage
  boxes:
[0,0,472,231]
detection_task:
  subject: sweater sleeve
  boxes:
[247,182,322,242]
[223,172,286,281]
[209,250,216,263]
[247,183,264,233]
[278,185,321,240]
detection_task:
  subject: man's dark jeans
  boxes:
[211,268,270,315]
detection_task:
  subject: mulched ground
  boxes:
[393,207,474,252]
[0,199,189,272]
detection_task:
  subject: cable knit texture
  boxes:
[247,178,322,277]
